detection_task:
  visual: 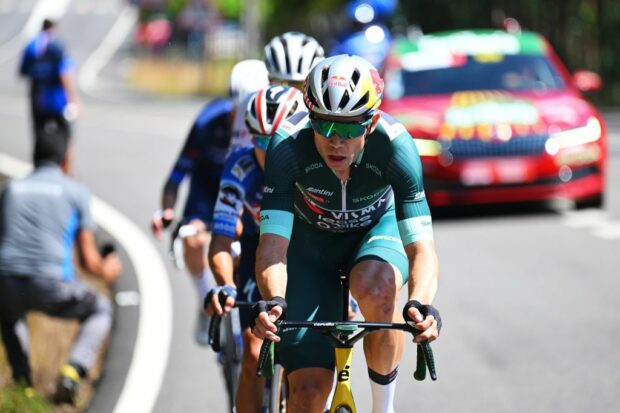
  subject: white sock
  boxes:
[193,267,214,301]
[369,367,398,413]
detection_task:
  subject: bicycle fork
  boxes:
[331,346,356,413]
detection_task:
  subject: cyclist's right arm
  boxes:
[254,233,289,342]
[253,128,300,341]
[207,153,249,314]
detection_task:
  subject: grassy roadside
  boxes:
[128,56,237,97]
[0,175,112,413]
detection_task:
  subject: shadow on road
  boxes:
[431,201,563,221]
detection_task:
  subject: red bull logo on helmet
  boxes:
[328,75,349,88]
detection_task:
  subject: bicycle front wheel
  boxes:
[267,364,287,412]
[220,312,242,411]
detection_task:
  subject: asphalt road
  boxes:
[1,2,619,412]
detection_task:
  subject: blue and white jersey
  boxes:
[212,147,264,239]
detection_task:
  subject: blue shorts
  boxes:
[182,175,220,226]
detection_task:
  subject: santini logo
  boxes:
[307,187,334,197]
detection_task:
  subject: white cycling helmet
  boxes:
[245,85,304,136]
[304,54,384,118]
[229,59,269,106]
[264,32,325,83]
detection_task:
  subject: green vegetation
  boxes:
[0,385,53,413]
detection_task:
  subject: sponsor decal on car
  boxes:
[440,91,542,141]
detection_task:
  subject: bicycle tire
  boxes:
[267,364,288,412]
[220,312,242,412]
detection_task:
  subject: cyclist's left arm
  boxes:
[386,128,440,340]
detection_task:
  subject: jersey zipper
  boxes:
[340,179,347,211]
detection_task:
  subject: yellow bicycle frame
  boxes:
[330,347,356,412]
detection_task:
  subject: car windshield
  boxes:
[386,54,566,98]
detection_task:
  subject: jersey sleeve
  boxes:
[74,183,96,231]
[259,127,301,239]
[167,117,203,185]
[382,118,434,246]
[211,151,251,239]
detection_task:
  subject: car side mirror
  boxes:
[573,70,602,92]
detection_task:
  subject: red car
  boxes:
[381,29,606,208]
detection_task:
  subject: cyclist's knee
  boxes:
[350,262,399,318]
[288,369,332,410]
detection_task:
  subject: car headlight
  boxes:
[545,117,602,155]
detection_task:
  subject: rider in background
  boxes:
[264,31,325,90]
[329,0,396,71]
[205,86,304,413]
[251,55,442,413]
[151,60,268,345]
[19,18,81,141]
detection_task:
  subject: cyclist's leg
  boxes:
[182,217,211,277]
[235,233,265,413]
[349,209,409,413]
[182,176,218,278]
[278,220,361,409]
[181,181,219,344]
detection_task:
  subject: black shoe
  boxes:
[54,364,81,405]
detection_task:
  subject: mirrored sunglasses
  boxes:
[309,116,373,139]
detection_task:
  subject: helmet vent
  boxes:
[338,90,351,110]
[267,46,276,69]
[281,38,291,74]
[350,69,360,86]
[266,102,278,123]
[352,91,369,111]
[306,86,319,108]
[288,101,299,116]
[323,90,332,110]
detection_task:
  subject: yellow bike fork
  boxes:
[330,347,356,413]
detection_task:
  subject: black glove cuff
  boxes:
[270,296,287,316]
[403,300,443,332]
[249,296,287,329]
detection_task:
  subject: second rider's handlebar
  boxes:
[207,301,254,352]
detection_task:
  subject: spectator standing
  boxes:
[0,128,121,405]
[19,19,81,141]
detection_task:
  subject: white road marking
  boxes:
[0,153,173,413]
[0,0,71,65]
[562,209,609,229]
[562,208,620,240]
[78,4,138,95]
[115,290,141,307]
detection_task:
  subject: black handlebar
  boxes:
[206,302,254,352]
[256,320,437,381]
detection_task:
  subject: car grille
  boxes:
[440,135,548,159]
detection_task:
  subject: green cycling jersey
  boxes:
[259,110,433,246]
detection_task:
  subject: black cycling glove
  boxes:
[249,296,287,329]
[403,300,443,333]
[204,285,238,310]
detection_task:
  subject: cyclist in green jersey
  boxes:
[251,54,442,413]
